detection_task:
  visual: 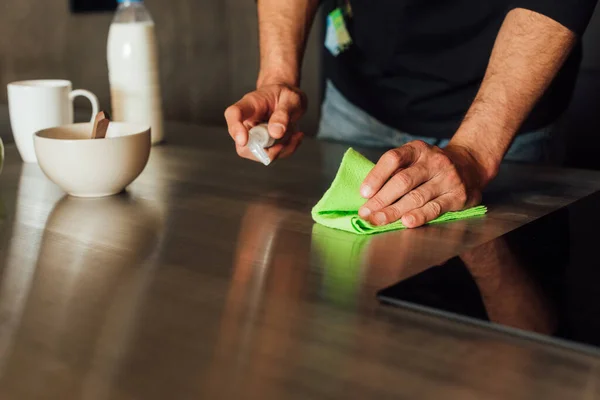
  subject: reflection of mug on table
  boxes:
[0,194,162,398]
[7,79,99,163]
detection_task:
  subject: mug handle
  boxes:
[69,89,99,122]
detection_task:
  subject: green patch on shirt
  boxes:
[325,7,353,56]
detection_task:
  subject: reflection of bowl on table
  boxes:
[24,194,161,377]
[44,194,160,261]
[34,122,150,197]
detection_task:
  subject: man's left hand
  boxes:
[358,141,490,228]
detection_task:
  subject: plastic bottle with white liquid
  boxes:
[107,0,164,144]
[248,124,275,166]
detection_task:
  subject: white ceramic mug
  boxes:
[7,80,99,163]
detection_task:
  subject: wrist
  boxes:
[445,139,501,188]
[257,67,299,89]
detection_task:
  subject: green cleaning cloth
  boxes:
[311,148,487,235]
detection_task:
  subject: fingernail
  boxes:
[358,207,371,218]
[269,123,285,138]
[403,215,415,226]
[361,185,373,198]
[373,212,387,225]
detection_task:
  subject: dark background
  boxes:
[69,0,116,13]
[2,0,600,170]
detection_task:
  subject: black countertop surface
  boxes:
[380,189,600,354]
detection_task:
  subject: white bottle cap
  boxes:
[248,124,275,166]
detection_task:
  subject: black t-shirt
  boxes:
[323,0,598,138]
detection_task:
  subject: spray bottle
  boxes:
[247,124,275,166]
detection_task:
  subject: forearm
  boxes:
[450,8,576,182]
[257,0,319,88]
[461,241,556,333]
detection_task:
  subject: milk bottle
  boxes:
[107,0,164,144]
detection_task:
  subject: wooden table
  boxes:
[0,116,600,399]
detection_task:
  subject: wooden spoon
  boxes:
[91,111,110,139]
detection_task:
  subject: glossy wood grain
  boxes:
[0,121,600,399]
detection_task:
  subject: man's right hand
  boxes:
[224,83,307,163]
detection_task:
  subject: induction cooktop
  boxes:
[377,190,600,354]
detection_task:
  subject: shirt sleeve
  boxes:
[510,0,598,35]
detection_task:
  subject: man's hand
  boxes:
[357,8,577,229]
[224,83,306,163]
[224,0,318,164]
[358,141,489,228]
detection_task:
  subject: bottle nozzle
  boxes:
[249,142,272,166]
[247,124,275,166]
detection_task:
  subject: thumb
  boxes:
[267,89,306,139]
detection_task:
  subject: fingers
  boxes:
[365,172,457,224]
[357,141,485,229]
[225,98,260,147]
[366,181,435,225]
[235,131,304,164]
[278,132,304,159]
[370,187,467,229]
[268,90,306,140]
[226,85,307,163]
[358,164,429,219]
[360,145,419,198]
[401,194,456,228]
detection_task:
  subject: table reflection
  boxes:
[204,197,311,398]
[461,238,556,334]
[365,222,472,290]
[311,224,371,308]
[378,207,570,340]
[0,193,161,399]
[0,163,63,379]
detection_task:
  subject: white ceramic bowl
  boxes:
[34,122,151,197]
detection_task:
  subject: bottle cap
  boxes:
[248,124,275,147]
